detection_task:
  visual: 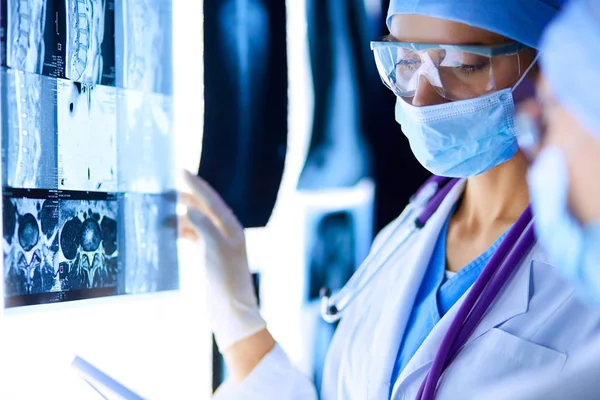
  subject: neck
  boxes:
[456,152,530,227]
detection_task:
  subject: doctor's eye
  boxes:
[457,62,490,75]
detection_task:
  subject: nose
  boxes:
[411,75,449,107]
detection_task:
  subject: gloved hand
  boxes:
[180,170,266,351]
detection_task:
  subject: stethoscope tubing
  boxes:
[320,177,446,322]
[418,207,535,400]
[318,174,538,400]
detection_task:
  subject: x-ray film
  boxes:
[3,189,120,306]
[2,0,48,75]
[116,90,175,193]
[1,0,178,308]
[57,78,118,192]
[115,0,173,94]
[1,0,114,83]
[120,192,179,294]
[65,0,116,85]
[1,69,58,189]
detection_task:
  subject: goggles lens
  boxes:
[371,41,527,101]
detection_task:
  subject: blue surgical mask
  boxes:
[395,89,519,177]
[394,58,538,178]
[528,146,600,304]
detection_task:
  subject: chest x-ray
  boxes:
[1,0,178,307]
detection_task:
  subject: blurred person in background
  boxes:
[482,1,600,398]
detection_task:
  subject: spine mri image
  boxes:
[3,190,119,298]
[1,0,178,307]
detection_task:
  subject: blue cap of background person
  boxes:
[387,0,566,49]
[541,0,600,139]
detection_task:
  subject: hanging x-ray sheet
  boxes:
[1,0,178,308]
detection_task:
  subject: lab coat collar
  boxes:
[393,215,533,397]
[366,179,467,398]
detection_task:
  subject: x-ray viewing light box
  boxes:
[1,0,179,309]
[1,0,211,399]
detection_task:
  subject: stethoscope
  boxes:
[319,175,458,322]
[320,175,536,400]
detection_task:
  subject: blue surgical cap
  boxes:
[387,0,565,49]
[541,0,600,140]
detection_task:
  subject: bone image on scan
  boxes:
[116,89,175,193]
[3,196,59,296]
[122,0,172,93]
[57,197,118,291]
[3,70,58,189]
[3,193,119,297]
[65,0,105,83]
[6,0,47,73]
[122,193,178,294]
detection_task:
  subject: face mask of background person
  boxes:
[517,0,600,303]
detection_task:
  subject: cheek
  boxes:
[566,137,600,222]
[542,106,577,149]
[538,103,600,221]
[544,123,570,148]
[491,59,520,89]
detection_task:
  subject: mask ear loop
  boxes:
[511,52,541,92]
[486,61,496,92]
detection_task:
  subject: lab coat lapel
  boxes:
[393,227,533,396]
[395,289,463,389]
[464,255,532,344]
[366,180,466,399]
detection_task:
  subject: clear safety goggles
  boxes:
[371,40,529,101]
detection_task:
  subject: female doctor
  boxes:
[482,1,600,398]
[180,0,600,399]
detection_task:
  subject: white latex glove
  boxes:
[180,170,266,351]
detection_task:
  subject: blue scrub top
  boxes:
[389,213,509,397]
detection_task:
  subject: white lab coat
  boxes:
[214,180,600,399]
[481,304,600,399]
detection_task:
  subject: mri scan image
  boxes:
[120,192,178,294]
[1,0,177,308]
[3,189,119,306]
[56,193,119,293]
[117,0,172,94]
[65,0,116,85]
[117,90,175,193]
[1,0,116,84]
[3,193,58,298]
[57,78,118,192]
[3,0,47,74]
[1,69,58,189]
